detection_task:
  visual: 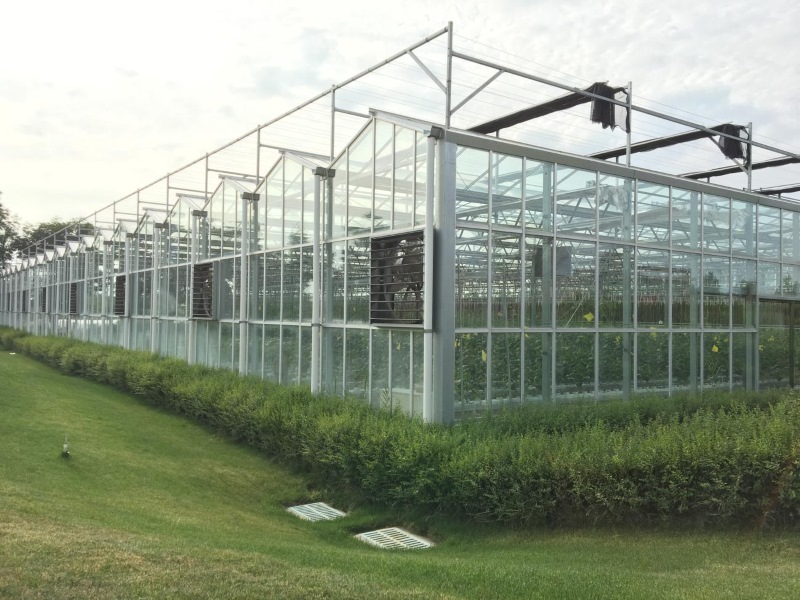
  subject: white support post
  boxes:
[311,171,323,394]
[238,193,250,375]
[187,211,200,364]
[423,134,436,421]
[124,236,132,349]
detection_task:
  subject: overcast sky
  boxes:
[2,0,798,228]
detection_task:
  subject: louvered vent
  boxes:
[355,527,433,550]
[40,289,47,313]
[286,502,346,522]
[370,231,424,325]
[192,262,214,319]
[69,282,78,315]
[114,275,127,316]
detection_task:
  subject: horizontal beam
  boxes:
[682,156,800,180]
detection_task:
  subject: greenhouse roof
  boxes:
[5,22,800,270]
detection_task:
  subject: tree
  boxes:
[0,194,20,265]
[10,219,94,258]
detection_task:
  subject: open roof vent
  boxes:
[286,502,346,522]
[370,231,424,325]
[355,527,433,550]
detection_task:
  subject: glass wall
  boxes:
[0,114,796,422]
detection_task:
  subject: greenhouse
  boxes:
[2,24,800,422]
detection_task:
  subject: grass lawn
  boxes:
[1,350,799,599]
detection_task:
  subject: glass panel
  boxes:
[455,147,489,223]
[759,301,790,387]
[346,237,370,324]
[247,323,263,377]
[220,321,236,370]
[455,332,487,412]
[757,205,780,259]
[300,326,312,386]
[328,157,347,240]
[456,229,488,329]
[636,181,670,245]
[414,132,427,227]
[373,121,393,232]
[411,331,424,416]
[555,167,596,237]
[671,188,701,249]
[782,210,800,262]
[370,329,390,408]
[598,332,631,396]
[324,242,345,323]
[283,159,303,246]
[758,261,781,297]
[703,255,730,327]
[301,245,313,322]
[263,324,280,382]
[491,153,522,227]
[218,258,236,320]
[302,166,314,243]
[672,332,700,393]
[730,199,755,256]
[264,251,282,320]
[282,247,301,321]
[598,243,633,327]
[732,259,756,328]
[348,125,374,235]
[525,236,553,328]
[322,327,343,395]
[702,194,730,253]
[523,159,553,232]
[704,332,729,389]
[782,264,800,297]
[265,169,283,249]
[281,325,299,384]
[555,240,596,328]
[731,331,755,390]
[252,188,265,252]
[597,174,632,241]
[524,332,550,401]
[637,248,669,327]
[344,328,369,399]
[249,253,265,322]
[491,333,521,405]
[672,252,701,327]
[393,126,415,230]
[491,233,521,328]
[206,320,220,368]
[555,332,594,398]
[221,183,239,257]
[390,331,412,412]
[637,332,669,392]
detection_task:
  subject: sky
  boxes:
[2,0,799,229]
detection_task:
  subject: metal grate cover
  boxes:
[355,527,433,550]
[287,502,346,522]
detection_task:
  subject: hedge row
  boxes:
[2,327,799,527]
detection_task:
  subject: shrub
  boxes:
[3,325,800,528]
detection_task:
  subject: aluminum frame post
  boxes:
[311,172,323,394]
[423,132,437,421]
[238,193,250,375]
[432,133,456,424]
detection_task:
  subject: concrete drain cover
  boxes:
[355,527,433,549]
[287,502,346,522]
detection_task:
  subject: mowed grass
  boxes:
[1,352,800,599]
